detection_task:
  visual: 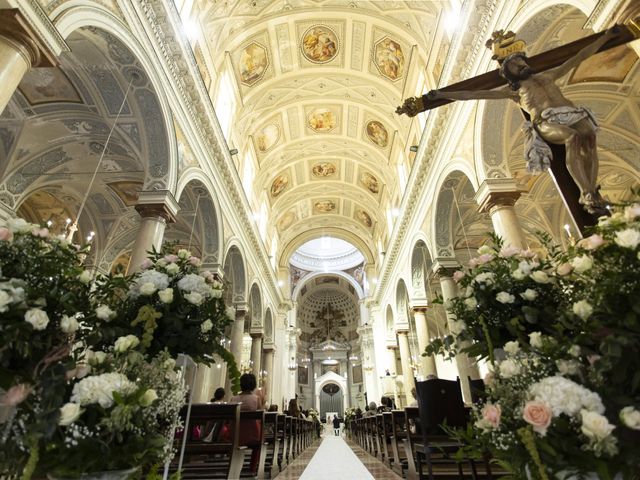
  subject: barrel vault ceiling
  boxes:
[185,0,451,263]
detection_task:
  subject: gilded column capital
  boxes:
[475,178,522,214]
[411,305,429,315]
[0,9,57,67]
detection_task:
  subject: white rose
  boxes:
[165,263,180,276]
[571,255,593,274]
[464,285,474,297]
[78,270,92,284]
[185,291,204,306]
[504,341,520,355]
[448,319,466,336]
[114,335,140,353]
[623,204,640,222]
[520,289,538,301]
[464,297,478,310]
[477,245,495,256]
[0,290,12,312]
[59,402,83,426]
[568,345,581,358]
[201,319,213,333]
[95,305,114,321]
[475,272,495,285]
[87,350,107,366]
[581,410,615,440]
[178,249,190,259]
[530,271,551,284]
[511,269,526,280]
[557,359,581,376]
[619,406,640,430]
[499,358,520,378]
[210,289,223,299]
[25,308,49,330]
[615,228,640,249]
[518,260,536,275]
[139,282,157,296]
[573,300,593,320]
[60,315,79,333]
[158,288,174,304]
[529,332,543,348]
[496,291,515,304]
[139,389,158,407]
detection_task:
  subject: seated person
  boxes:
[211,387,225,403]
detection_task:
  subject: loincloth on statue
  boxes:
[522,106,598,173]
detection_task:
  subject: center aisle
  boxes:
[298,435,374,480]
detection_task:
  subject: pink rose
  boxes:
[139,259,153,270]
[499,246,520,258]
[556,263,573,276]
[520,249,536,258]
[1,384,31,406]
[523,400,553,436]
[477,254,494,265]
[578,234,605,251]
[468,258,479,268]
[453,270,465,282]
[164,254,179,263]
[189,256,201,266]
[481,403,501,428]
[0,227,13,242]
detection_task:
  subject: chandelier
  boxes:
[287,357,298,371]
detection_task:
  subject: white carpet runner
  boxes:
[299,435,374,480]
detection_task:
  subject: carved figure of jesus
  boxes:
[398,28,618,214]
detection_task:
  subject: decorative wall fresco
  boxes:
[307,107,337,132]
[365,120,389,147]
[255,123,280,152]
[359,171,380,194]
[312,162,337,177]
[301,25,338,63]
[270,174,289,197]
[18,68,82,105]
[278,210,297,230]
[355,209,373,228]
[314,199,336,213]
[239,42,269,86]
[373,37,405,81]
[107,181,142,206]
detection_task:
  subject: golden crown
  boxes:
[486,30,527,62]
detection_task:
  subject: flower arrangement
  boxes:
[431,200,640,478]
[0,218,95,476]
[39,348,185,478]
[426,234,564,362]
[90,245,240,390]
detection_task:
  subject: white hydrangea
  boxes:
[498,358,520,378]
[529,375,604,418]
[131,270,169,298]
[177,273,210,296]
[71,372,137,408]
[6,217,35,233]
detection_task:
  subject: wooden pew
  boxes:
[390,409,412,478]
[381,412,395,469]
[275,414,288,473]
[259,412,279,479]
[171,402,247,480]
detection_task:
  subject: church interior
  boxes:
[0,0,639,479]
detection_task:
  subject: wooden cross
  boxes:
[397,20,639,234]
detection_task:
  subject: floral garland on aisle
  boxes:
[426,200,640,479]
[0,219,240,479]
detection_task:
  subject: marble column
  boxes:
[411,306,438,378]
[229,306,247,369]
[387,347,397,375]
[250,334,262,374]
[434,259,481,404]
[128,191,179,274]
[263,346,274,404]
[475,179,526,249]
[397,331,416,406]
[0,9,57,115]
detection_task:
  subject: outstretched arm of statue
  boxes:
[396,88,516,116]
[550,26,619,79]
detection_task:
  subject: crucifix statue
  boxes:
[397,20,639,228]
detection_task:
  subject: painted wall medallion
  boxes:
[374,37,405,81]
[356,209,373,228]
[302,26,338,63]
[278,210,296,230]
[360,171,380,194]
[308,108,336,132]
[312,162,337,177]
[365,120,389,147]
[314,200,336,213]
[239,42,268,86]
[256,124,280,152]
[270,174,289,198]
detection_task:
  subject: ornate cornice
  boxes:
[374,0,500,304]
[130,1,281,305]
[8,1,69,59]
[0,8,59,67]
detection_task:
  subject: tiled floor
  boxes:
[274,433,401,480]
